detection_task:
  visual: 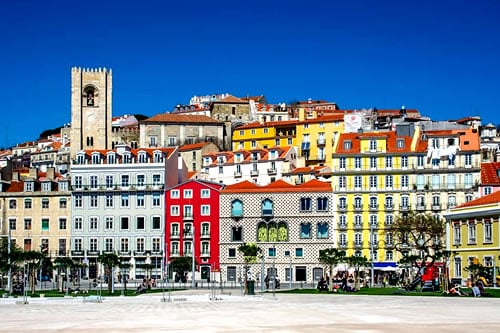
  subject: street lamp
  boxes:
[370,224,375,287]
[184,225,196,289]
[7,225,12,295]
[285,250,292,290]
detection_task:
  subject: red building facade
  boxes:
[165,180,223,282]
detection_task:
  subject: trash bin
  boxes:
[247,280,255,295]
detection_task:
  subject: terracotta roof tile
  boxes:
[143,113,222,124]
[481,162,500,185]
[221,179,331,193]
[454,191,500,209]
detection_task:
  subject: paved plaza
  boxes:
[0,290,499,332]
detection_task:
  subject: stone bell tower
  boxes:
[70,67,112,158]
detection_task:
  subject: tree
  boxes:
[97,253,120,293]
[169,256,195,282]
[318,248,346,291]
[54,257,75,293]
[393,211,446,286]
[238,243,262,295]
[17,250,44,295]
[119,262,131,291]
[346,255,369,290]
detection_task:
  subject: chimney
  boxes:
[46,167,55,180]
[29,167,38,179]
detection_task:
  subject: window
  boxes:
[339,176,346,189]
[171,189,180,198]
[89,238,98,252]
[300,197,312,211]
[121,217,129,230]
[59,217,67,230]
[171,205,180,216]
[385,196,393,209]
[385,233,393,246]
[417,155,424,167]
[300,223,311,238]
[24,198,32,209]
[105,193,113,207]
[339,233,347,246]
[152,174,161,186]
[401,175,409,188]
[454,257,462,278]
[354,233,362,246]
[370,157,377,169]
[89,217,98,231]
[183,205,193,218]
[201,189,210,198]
[136,238,145,253]
[228,248,236,257]
[41,218,49,231]
[90,194,98,208]
[105,238,113,252]
[171,242,179,255]
[317,223,328,238]
[231,226,242,241]
[58,239,66,256]
[152,192,161,207]
[137,192,145,207]
[90,175,98,189]
[385,156,393,168]
[120,238,129,252]
[105,217,113,230]
[74,239,82,251]
[401,156,408,168]
[184,189,193,198]
[385,175,393,189]
[9,199,16,209]
[74,217,83,231]
[369,140,377,151]
[317,197,328,211]
[453,223,461,245]
[168,136,177,146]
[339,157,346,169]
[121,175,129,187]
[262,199,273,216]
[465,154,472,166]
[42,198,49,209]
[468,222,476,244]
[152,216,161,230]
[9,218,16,230]
[354,157,361,169]
[354,176,362,189]
[268,247,276,257]
[152,238,161,253]
[24,238,32,251]
[369,175,377,189]
[74,194,83,208]
[136,216,145,230]
[59,198,67,208]
[464,173,473,188]
[136,174,145,187]
[338,197,347,209]
[74,175,83,189]
[153,152,163,163]
[24,218,32,230]
[343,140,352,150]
[105,175,114,189]
[484,186,492,195]
[385,215,393,226]
[121,193,129,207]
[201,223,209,236]
[484,221,492,243]
[201,205,210,215]
[295,248,303,257]
[396,139,405,149]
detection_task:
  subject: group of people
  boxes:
[135,278,156,294]
[317,273,358,293]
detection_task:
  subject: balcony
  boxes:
[200,232,211,239]
[338,223,347,230]
[200,251,211,257]
[234,171,242,178]
[183,214,194,221]
[368,204,379,212]
[431,204,442,211]
[385,242,394,249]
[353,205,363,212]
[183,232,193,239]
[118,250,131,256]
[71,250,85,257]
[337,205,347,212]
[151,250,163,255]
[338,243,347,249]
[370,241,379,249]
[354,242,363,249]
[399,205,410,212]
[134,250,146,256]
[384,204,394,212]
[416,204,426,212]
[354,223,363,230]
[169,251,180,258]
[267,168,277,175]
[250,170,259,177]
[87,250,100,256]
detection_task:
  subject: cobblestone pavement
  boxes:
[0,291,499,332]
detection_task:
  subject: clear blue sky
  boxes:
[1,0,499,147]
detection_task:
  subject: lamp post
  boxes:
[370,224,374,287]
[260,255,265,292]
[184,225,196,289]
[7,224,11,295]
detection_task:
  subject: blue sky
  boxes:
[1,0,499,147]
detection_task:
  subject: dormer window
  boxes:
[91,153,100,164]
[107,153,115,164]
[343,140,352,150]
[42,181,51,192]
[122,153,131,164]
[153,152,163,163]
[396,139,405,149]
[138,152,147,163]
[76,153,85,164]
[24,181,34,192]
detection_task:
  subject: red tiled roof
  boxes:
[179,142,213,152]
[143,113,221,124]
[454,191,500,209]
[481,162,500,185]
[218,95,248,103]
[6,181,24,192]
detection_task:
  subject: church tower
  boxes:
[70,67,112,158]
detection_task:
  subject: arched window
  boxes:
[83,86,96,106]
[91,152,100,164]
[300,222,311,238]
[268,222,278,242]
[231,200,243,217]
[262,199,273,216]
[153,151,163,163]
[317,197,329,211]
[257,222,268,242]
[76,153,85,164]
[138,151,147,163]
[277,222,288,241]
[317,222,328,238]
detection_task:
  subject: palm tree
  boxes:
[346,255,369,290]
[97,253,120,293]
[318,248,346,291]
[238,243,262,295]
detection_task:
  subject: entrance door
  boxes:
[295,266,307,282]
[201,266,210,281]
